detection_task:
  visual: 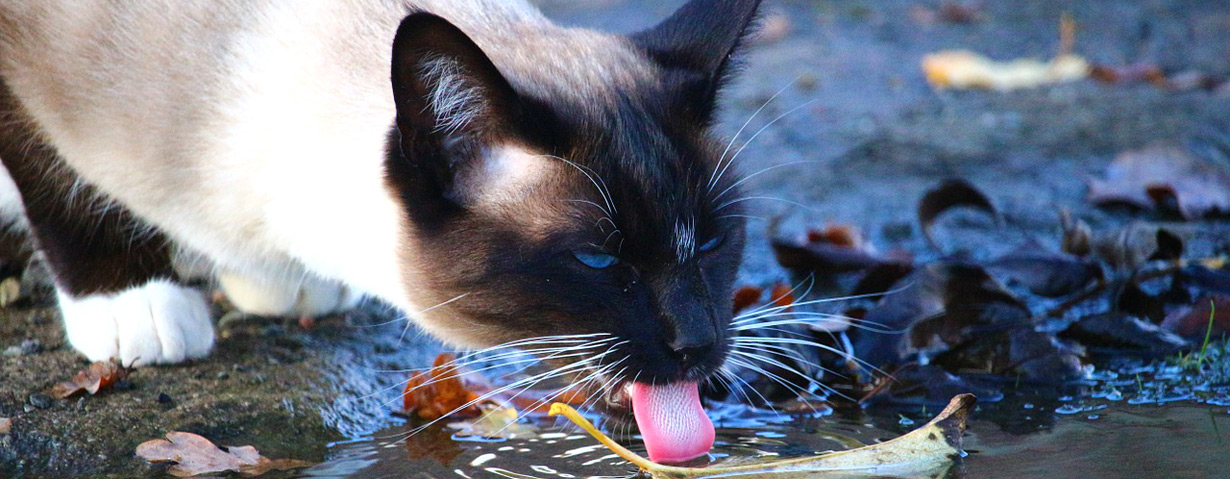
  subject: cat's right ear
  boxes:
[388,13,523,210]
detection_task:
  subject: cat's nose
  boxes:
[668,330,716,372]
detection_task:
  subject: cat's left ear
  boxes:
[631,0,762,124]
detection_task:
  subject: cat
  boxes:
[0,0,760,461]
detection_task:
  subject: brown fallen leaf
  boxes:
[854,262,1031,369]
[137,431,311,477]
[1058,208,1093,257]
[806,224,864,249]
[986,243,1103,297]
[0,417,11,435]
[1090,63,1225,92]
[1087,144,1230,219]
[1060,312,1188,356]
[1095,222,1184,272]
[1089,62,1167,86]
[47,359,130,399]
[1161,296,1230,340]
[918,179,998,251]
[773,223,906,275]
[732,286,764,315]
[911,1,985,26]
[768,283,796,309]
[402,353,487,420]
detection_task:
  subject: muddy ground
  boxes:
[2,0,1228,477]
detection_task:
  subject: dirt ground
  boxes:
[2,0,1228,476]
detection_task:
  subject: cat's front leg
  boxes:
[0,81,216,366]
[217,268,361,318]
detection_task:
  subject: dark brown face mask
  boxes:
[383,0,762,392]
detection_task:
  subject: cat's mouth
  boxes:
[592,379,715,463]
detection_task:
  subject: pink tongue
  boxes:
[630,381,714,463]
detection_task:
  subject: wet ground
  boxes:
[3,0,1229,477]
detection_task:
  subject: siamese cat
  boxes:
[1,0,760,462]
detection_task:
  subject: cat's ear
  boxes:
[391,13,518,140]
[389,12,527,211]
[631,0,762,124]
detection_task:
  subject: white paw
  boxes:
[58,279,215,366]
[217,271,360,318]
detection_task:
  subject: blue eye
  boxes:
[698,234,725,252]
[574,251,619,269]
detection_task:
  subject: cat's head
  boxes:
[385,0,760,391]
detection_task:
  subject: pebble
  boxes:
[157,392,173,404]
[28,393,53,409]
[2,339,42,356]
[216,371,230,380]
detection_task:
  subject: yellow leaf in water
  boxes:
[550,394,976,479]
[449,404,538,439]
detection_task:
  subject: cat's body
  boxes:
[0,0,760,458]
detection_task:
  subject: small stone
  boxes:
[28,393,53,409]
[3,339,41,356]
[19,339,41,355]
[157,392,173,404]
[216,371,230,380]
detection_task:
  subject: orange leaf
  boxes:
[47,360,130,399]
[769,284,796,309]
[732,286,764,314]
[402,353,487,420]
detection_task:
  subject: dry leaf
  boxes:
[918,179,998,251]
[448,404,537,439]
[806,224,864,248]
[772,224,896,275]
[922,50,1088,91]
[402,353,485,420]
[47,360,130,399]
[1061,312,1187,356]
[768,284,796,309]
[1162,296,1230,340]
[136,431,311,477]
[1059,208,1093,257]
[986,244,1102,297]
[911,1,985,26]
[0,417,11,435]
[550,394,975,479]
[1087,144,1230,219]
[732,286,764,315]
[1089,62,1167,86]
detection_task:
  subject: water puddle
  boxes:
[296,392,1228,479]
